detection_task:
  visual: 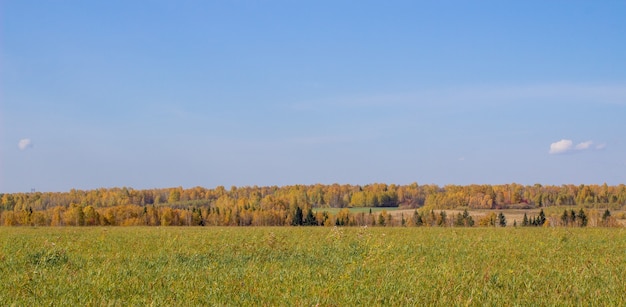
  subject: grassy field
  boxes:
[1,227,625,305]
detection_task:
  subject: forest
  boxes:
[1,183,625,227]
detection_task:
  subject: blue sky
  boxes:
[2,1,625,192]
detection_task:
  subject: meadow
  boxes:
[1,226,625,305]
[312,206,400,215]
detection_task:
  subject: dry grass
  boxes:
[1,226,625,305]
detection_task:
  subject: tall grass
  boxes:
[1,227,625,305]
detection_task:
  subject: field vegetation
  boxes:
[1,226,625,305]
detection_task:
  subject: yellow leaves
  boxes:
[478,212,498,227]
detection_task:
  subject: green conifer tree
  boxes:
[602,209,611,226]
[498,212,507,227]
[378,213,386,226]
[522,213,529,226]
[412,210,424,227]
[438,211,447,227]
[578,209,588,227]
[292,207,303,226]
[538,209,546,226]
[561,210,569,226]
[304,208,317,226]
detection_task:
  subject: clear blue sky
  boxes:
[2,1,625,193]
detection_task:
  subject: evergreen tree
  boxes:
[454,213,464,227]
[463,209,474,227]
[455,209,474,227]
[561,210,569,226]
[466,215,475,227]
[378,213,386,226]
[303,208,317,226]
[602,209,611,226]
[538,209,546,226]
[522,213,529,226]
[437,211,447,227]
[570,210,576,225]
[497,212,507,227]
[578,208,588,227]
[413,210,424,227]
[292,206,303,226]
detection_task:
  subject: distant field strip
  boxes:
[312,206,399,214]
[1,227,625,305]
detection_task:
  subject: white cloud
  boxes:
[18,138,33,150]
[549,139,573,154]
[575,141,593,150]
[549,139,601,154]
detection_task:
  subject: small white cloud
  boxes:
[18,138,33,151]
[575,141,593,150]
[549,139,573,154]
[549,139,604,154]
[458,157,465,161]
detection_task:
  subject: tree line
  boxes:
[1,183,624,227]
[1,203,620,228]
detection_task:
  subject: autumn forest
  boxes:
[1,183,625,227]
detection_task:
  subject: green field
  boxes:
[1,227,625,305]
